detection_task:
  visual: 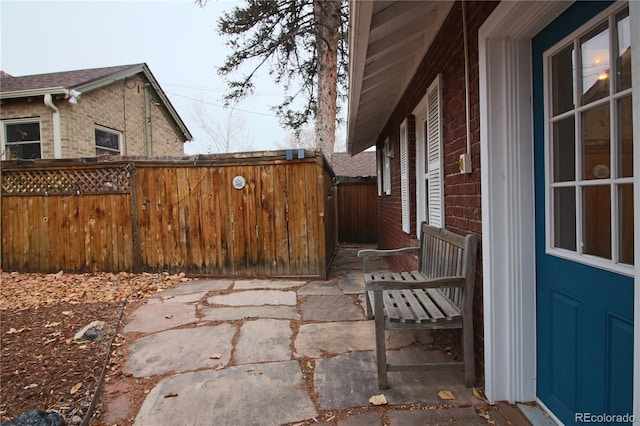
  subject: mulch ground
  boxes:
[0,271,187,425]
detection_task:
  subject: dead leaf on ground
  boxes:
[209,353,221,359]
[438,390,456,400]
[472,387,490,404]
[164,392,178,398]
[70,382,83,394]
[369,394,388,406]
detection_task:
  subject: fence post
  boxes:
[129,163,142,273]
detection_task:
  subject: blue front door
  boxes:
[533,2,634,424]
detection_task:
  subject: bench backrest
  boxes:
[418,222,478,309]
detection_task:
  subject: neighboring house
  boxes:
[0,63,192,160]
[347,1,638,424]
[332,151,376,177]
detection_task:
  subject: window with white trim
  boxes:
[383,137,391,195]
[95,126,121,156]
[400,118,410,233]
[415,75,444,229]
[2,119,42,160]
[545,4,633,271]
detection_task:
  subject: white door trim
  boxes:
[479,0,570,404]
[629,1,640,422]
[480,1,640,419]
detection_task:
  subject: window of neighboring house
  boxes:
[414,75,444,229]
[383,138,391,195]
[2,120,42,160]
[95,126,121,156]
[545,5,633,271]
[400,118,410,233]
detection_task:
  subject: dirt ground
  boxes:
[0,271,187,424]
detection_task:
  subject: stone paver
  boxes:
[314,352,474,411]
[149,291,207,304]
[157,279,232,296]
[200,305,300,321]
[300,295,365,321]
[124,302,197,334]
[294,321,415,358]
[123,324,235,377]
[134,361,318,426]
[337,275,365,294]
[234,279,305,290]
[235,319,292,364]
[387,407,486,425]
[208,290,296,306]
[298,280,343,295]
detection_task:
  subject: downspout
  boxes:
[459,0,472,174]
[44,94,62,158]
[143,83,151,156]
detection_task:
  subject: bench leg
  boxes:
[365,290,373,320]
[373,291,389,389]
[462,317,475,387]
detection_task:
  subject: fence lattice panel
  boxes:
[1,167,131,195]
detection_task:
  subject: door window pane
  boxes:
[581,25,610,105]
[583,185,611,259]
[552,45,575,116]
[619,184,634,265]
[553,117,575,182]
[554,187,576,251]
[616,9,631,92]
[618,96,633,178]
[582,103,610,180]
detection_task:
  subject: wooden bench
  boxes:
[357,222,478,389]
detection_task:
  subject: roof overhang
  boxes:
[347,1,453,154]
[0,87,68,100]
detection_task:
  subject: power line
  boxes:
[166,92,279,118]
[163,82,283,98]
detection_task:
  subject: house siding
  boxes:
[1,75,184,159]
[374,0,499,383]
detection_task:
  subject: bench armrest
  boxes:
[357,247,419,258]
[358,247,419,273]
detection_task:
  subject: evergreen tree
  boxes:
[198,0,347,161]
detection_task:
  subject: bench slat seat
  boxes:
[358,223,477,389]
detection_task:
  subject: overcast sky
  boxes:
[0,0,300,155]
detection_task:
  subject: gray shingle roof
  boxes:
[0,64,143,92]
[332,151,376,177]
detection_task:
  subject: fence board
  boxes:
[337,179,377,243]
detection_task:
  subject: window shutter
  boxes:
[383,138,391,195]
[427,79,444,227]
[376,150,382,196]
[400,118,410,233]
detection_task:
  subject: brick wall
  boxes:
[374,0,499,385]
[1,76,185,159]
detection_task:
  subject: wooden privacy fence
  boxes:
[0,150,338,278]
[337,176,377,243]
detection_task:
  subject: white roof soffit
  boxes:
[347,1,453,154]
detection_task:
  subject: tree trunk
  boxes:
[313,0,340,164]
